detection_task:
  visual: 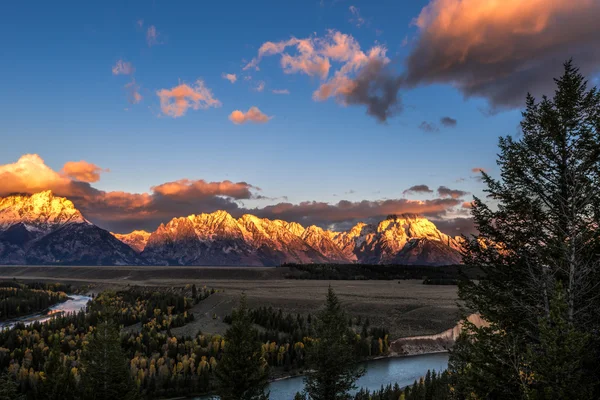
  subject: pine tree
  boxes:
[0,373,20,400]
[215,294,269,400]
[41,341,77,400]
[79,318,139,400]
[450,61,600,398]
[304,286,364,400]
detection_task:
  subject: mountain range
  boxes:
[0,191,464,266]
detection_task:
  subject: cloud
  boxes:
[254,81,265,92]
[0,154,80,196]
[272,89,290,95]
[157,80,221,118]
[222,73,237,83]
[404,0,600,110]
[349,5,365,27]
[471,167,487,173]
[229,107,272,124]
[245,30,403,121]
[112,60,135,75]
[440,116,457,127]
[146,25,161,47]
[434,217,477,237]
[418,121,439,133]
[403,184,433,195]
[252,197,463,228]
[462,201,475,209]
[437,186,468,199]
[137,19,143,28]
[125,80,143,104]
[61,161,108,183]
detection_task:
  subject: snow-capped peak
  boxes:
[0,190,87,232]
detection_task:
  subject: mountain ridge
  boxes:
[0,191,464,266]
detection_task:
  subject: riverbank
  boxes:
[0,294,91,330]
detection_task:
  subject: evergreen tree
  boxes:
[0,373,20,400]
[79,318,139,400]
[41,341,77,400]
[304,286,364,400]
[215,294,269,400]
[451,61,600,398]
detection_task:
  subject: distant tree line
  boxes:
[282,263,480,281]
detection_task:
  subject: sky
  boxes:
[1,0,599,235]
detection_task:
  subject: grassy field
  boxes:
[0,266,460,339]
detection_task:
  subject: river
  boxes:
[0,294,92,330]
[197,352,449,399]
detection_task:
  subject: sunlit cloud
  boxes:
[125,80,143,104]
[157,79,221,118]
[471,167,487,173]
[112,60,135,75]
[222,73,237,83]
[405,0,600,109]
[245,30,403,122]
[252,197,464,228]
[229,107,272,124]
[61,161,108,183]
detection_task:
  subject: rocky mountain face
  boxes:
[0,191,143,265]
[117,212,463,266]
[0,191,464,266]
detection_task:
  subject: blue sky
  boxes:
[1,0,593,233]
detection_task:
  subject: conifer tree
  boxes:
[41,340,77,400]
[0,373,20,400]
[215,294,269,400]
[304,286,364,400]
[451,61,600,398]
[79,318,139,400]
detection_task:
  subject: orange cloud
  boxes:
[252,197,463,227]
[62,161,108,183]
[157,80,221,118]
[222,73,237,83]
[112,60,135,75]
[471,167,487,173]
[229,107,272,124]
[0,154,74,196]
[405,0,600,108]
[245,30,401,121]
[152,179,256,199]
[462,201,475,209]
[125,80,143,104]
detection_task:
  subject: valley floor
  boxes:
[0,265,460,338]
